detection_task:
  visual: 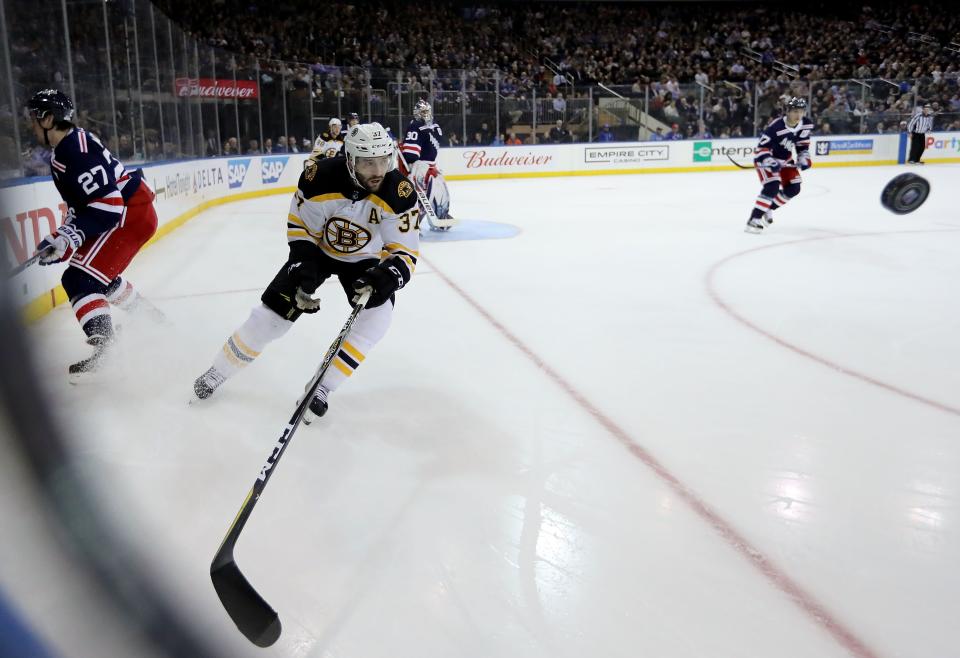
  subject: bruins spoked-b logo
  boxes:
[324,217,371,253]
[398,180,413,198]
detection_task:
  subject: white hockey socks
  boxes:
[320,300,393,394]
[212,304,294,379]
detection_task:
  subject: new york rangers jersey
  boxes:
[754,116,814,165]
[50,128,143,241]
[400,119,443,164]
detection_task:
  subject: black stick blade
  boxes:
[210,559,281,647]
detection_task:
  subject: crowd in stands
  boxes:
[156,0,960,139]
[4,1,959,173]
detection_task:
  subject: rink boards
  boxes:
[2,131,958,318]
[2,154,309,318]
[438,131,960,180]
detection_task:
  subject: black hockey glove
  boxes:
[286,259,320,294]
[286,252,322,314]
[352,262,404,308]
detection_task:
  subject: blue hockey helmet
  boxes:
[27,89,75,123]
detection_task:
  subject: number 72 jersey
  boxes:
[50,127,143,239]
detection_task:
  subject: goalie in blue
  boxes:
[399,99,455,231]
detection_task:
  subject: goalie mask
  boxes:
[344,122,396,192]
[413,99,433,124]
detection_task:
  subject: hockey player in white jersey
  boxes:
[192,123,420,421]
[399,99,454,231]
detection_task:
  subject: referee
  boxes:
[906,103,933,164]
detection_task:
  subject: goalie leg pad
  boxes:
[427,172,452,220]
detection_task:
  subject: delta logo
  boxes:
[227,158,251,189]
[261,156,290,184]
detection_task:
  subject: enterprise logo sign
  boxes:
[584,145,669,164]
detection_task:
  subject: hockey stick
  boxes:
[7,248,53,277]
[210,288,372,647]
[726,153,753,170]
[728,153,795,172]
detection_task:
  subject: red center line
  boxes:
[705,228,960,419]
[422,253,884,658]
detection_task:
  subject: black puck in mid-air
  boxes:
[880,173,930,215]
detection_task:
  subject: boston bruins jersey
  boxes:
[288,157,420,285]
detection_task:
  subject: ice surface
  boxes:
[7,163,960,658]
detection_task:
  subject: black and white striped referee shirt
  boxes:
[907,111,933,134]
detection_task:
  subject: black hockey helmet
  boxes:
[785,96,807,111]
[26,89,75,123]
[347,112,360,124]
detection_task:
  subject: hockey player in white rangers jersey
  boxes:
[192,123,420,420]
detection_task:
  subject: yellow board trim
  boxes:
[24,186,296,323]
[24,157,959,321]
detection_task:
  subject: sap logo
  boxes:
[227,158,251,189]
[261,156,290,184]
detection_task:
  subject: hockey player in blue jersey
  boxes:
[745,97,814,233]
[399,99,454,231]
[26,89,163,377]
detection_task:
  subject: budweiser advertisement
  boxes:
[174,78,259,99]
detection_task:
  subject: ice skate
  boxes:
[302,385,329,425]
[192,366,226,402]
[744,217,766,234]
[68,335,114,383]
